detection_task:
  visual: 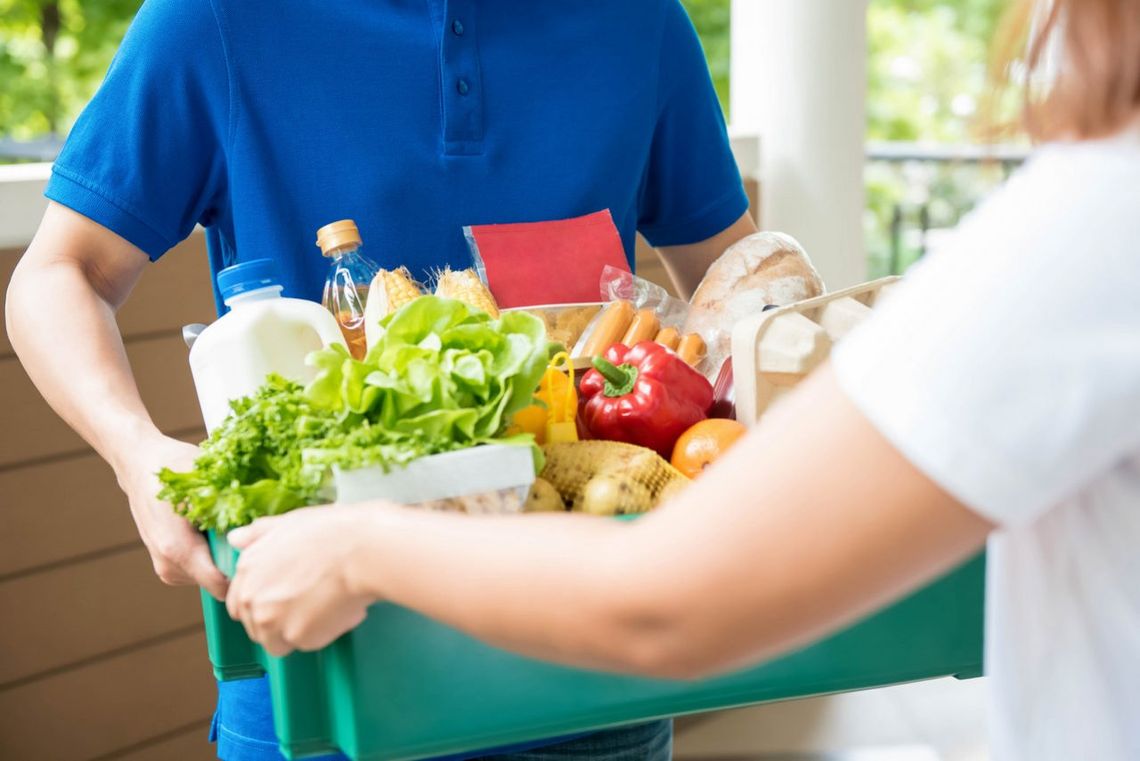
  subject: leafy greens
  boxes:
[158,297,554,532]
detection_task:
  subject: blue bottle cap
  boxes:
[216,259,281,301]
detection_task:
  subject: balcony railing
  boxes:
[865,141,1030,276]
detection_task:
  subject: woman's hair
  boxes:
[991,0,1140,140]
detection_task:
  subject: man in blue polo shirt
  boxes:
[8,0,756,758]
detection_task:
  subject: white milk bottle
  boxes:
[189,259,346,432]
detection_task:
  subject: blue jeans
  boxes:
[469,719,672,760]
[213,677,672,760]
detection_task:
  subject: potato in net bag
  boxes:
[540,440,690,516]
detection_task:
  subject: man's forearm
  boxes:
[6,254,161,474]
[656,211,758,299]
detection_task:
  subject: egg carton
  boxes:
[731,276,903,425]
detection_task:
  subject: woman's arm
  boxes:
[6,202,228,598]
[227,364,991,674]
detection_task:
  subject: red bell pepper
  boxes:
[579,341,714,457]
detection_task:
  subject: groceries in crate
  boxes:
[514,303,602,352]
[572,300,708,369]
[162,295,554,532]
[333,444,537,514]
[360,265,500,349]
[505,352,579,445]
[685,231,826,374]
[464,209,631,308]
[578,342,714,458]
[732,278,900,424]
[317,219,381,359]
[435,266,501,318]
[708,357,737,420]
[524,477,565,512]
[174,212,834,530]
[361,266,422,347]
[671,419,747,479]
[536,440,689,516]
[577,299,635,357]
[189,259,347,433]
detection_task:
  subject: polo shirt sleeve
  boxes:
[637,0,748,248]
[44,0,230,260]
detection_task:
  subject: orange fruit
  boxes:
[670,419,747,478]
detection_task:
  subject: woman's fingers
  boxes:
[228,515,281,548]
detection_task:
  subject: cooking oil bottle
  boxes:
[317,219,379,359]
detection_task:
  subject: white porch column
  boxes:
[730,0,869,289]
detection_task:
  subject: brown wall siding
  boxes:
[0,632,216,760]
[1,234,217,760]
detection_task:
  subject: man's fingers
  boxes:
[187,542,229,600]
[228,516,279,549]
[226,567,245,621]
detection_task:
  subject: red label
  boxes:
[465,209,631,308]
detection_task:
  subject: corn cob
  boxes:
[363,267,422,320]
[434,267,500,318]
[364,267,423,349]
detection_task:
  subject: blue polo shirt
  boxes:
[46,0,745,758]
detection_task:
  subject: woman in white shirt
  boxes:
[223,1,1140,758]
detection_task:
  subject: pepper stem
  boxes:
[592,357,639,397]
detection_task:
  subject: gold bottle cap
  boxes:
[316,219,362,257]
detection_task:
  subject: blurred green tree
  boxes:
[0,0,141,140]
[681,0,730,118]
[2,0,1016,279]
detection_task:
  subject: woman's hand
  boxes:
[225,504,384,656]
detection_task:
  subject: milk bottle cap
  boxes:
[217,259,282,302]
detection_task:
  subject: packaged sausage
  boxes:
[573,266,709,371]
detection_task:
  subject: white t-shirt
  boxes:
[833,127,1140,761]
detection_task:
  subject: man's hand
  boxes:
[226,504,379,656]
[8,204,229,597]
[118,435,228,600]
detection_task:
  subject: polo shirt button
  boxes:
[451,19,464,36]
[456,78,470,96]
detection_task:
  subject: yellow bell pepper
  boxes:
[507,352,579,445]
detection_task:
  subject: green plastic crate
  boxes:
[203,532,984,760]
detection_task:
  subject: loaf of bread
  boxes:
[684,232,825,371]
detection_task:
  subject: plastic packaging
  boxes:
[317,219,380,359]
[686,232,825,382]
[540,440,687,515]
[505,303,602,355]
[463,210,630,308]
[333,444,536,515]
[572,267,709,372]
[598,265,690,328]
[188,259,346,433]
